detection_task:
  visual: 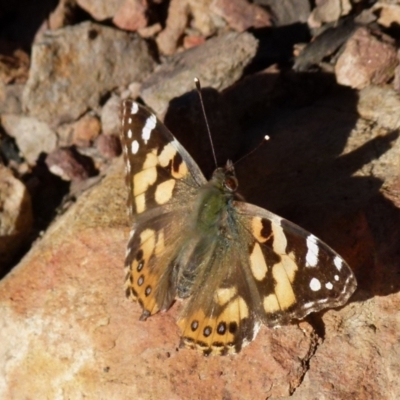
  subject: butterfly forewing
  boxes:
[120,99,206,216]
[120,100,206,318]
[234,202,357,326]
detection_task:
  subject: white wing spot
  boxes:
[130,102,139,114]
[128,117,132,124]
[131,140,139,154]
[325,282,333,290]
[126,161,131,173]
[306,234,319,267]
[310,277,321,291]
[127,128,133,139]
[334,274,339,281]
[334,256,343,271]
[142,114,157,144]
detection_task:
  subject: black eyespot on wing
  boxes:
[203,326,212,337]
[137,261,144,272]
[217,322,226,335]
[136,249,143,261]
[229,321,238,334]
[191,320,199,331]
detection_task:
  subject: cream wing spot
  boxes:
[280,254,298,283]
[127,128,133,139]
[142,114,157,144]
[250,243,268,281]
[139,229,156,261]
[172,160,188,179]
[133,167,157,196]
[155,179,176,205]
[271,221,287,255]
[214,287,237,306]
[251,217,272,243]
[272,263,296,310]
[158,143,177,167]
[155,229,165,255]
[135,193,146,214]
[263,294,280,313]
[143,149,158,168]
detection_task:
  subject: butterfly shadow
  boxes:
[164,70,400,306]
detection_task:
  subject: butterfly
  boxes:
[120,98,357,356]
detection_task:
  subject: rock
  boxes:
[0,49,30,85]
[375,2,400,28]
[211,0,272,32]
[294,18,358,71]
[76,0,124,20]
[183,34,206,50]
[0,83,24,114]
[1,114,57,164]
[357,85,400,131]
[0,165,32,268]
[142,31,259,115]
[45,147,96,181]
[188,0,222,36]
[335,27,398,89]
[1,80,400,397]
[137,23,162,38]
[265,0,310,26]
[72,113,101,147]
[156,0,222,55]
[113,0,148,31]
[156,0,190,55]
[100,94,121,136]
[96,134,121,158]
[48,0,76,30]
[22,21,156,126]
[308,0,352,26]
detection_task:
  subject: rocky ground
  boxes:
[0,0,400,399]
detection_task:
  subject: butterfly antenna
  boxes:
[234,135,270,166]
[194,77,218,168]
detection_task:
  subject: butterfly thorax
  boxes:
[194,161,239,235]
[175,162,240,298]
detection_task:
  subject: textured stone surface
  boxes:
[1,114,57,164]
[0,165,32,267]
[335,27,398,89]
[76,0,124,20]
[142,31,258,115]
[113,0,148,31]
[22,21,155,125]
[1,80,400,398]
[211,0,272,32]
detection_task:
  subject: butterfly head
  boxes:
[211,160,239,194]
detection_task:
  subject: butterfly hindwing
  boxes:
[176,201,356,356]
